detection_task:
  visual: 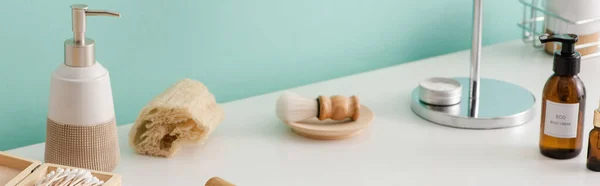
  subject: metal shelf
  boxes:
[518,0,600,59]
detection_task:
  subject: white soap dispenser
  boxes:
[45,4,120,172]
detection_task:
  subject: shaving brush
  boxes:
[276,91,360,122]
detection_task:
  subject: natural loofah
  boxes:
[129,78,224,157]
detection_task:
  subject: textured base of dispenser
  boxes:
[411,77,536,129]
[45,118,120,172]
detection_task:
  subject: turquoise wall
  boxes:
[0,0,522,150]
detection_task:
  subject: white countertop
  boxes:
[8,40,600,186]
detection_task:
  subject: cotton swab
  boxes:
[35,168,104,186]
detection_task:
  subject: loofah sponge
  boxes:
[129,78,224,157]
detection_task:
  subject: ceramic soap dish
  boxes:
[0,152,41,186]
[285,105,374,140]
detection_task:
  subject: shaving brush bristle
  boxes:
[276,91,318,122]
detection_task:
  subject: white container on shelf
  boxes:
[544,0,600,55]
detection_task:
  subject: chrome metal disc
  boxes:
[410,77,536,129]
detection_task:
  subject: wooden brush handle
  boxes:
[206,177,236,186]
[318,95,360,121]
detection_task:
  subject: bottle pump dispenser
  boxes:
[46,4,121,172]
[539,34,581,76]
[538,33,586,159]
[65,4,120,67]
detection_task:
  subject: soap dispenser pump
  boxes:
[538,34,586,160]
[46,4,121,172]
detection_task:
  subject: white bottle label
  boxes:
[544,100,580,138]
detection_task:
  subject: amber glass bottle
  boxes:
[587,110,600,171]
[539,34,586,159]
[539,76,586,159]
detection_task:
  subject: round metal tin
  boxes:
[418,77,462,106]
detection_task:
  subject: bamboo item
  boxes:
[317,95,360,121]
[285,105,374,140]
[0,152,121,186]
[205,177,235,186]
[276,91,360,123]
[17,163,121,186]
[0,152,41,186]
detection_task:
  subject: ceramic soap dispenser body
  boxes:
[45,4,121,172]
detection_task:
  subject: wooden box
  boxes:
[0,152,41,186]
[0,151,121,186]
[17,163,121,186]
